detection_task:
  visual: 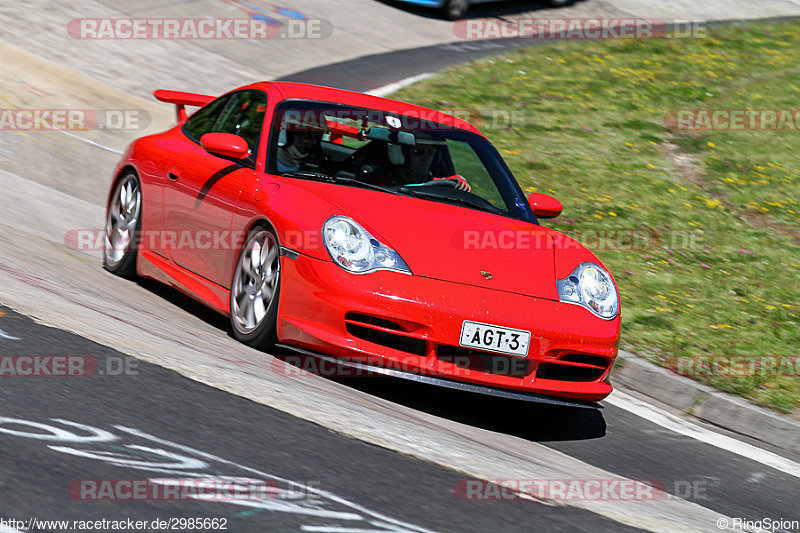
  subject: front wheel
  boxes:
[103,172,141,277]
[230,226,281,347]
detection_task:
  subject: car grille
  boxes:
[436,345,533,378]
[535,353,610,382]
[344,312,427,356]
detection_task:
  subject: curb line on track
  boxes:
[613,351,800,455]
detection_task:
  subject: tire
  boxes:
[441,0,468,19]
[544,0,570,6]
[103,171,142,278]
[230,225,281,348]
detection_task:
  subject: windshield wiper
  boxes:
[282,171,400,195]
[282,170,330,180]
[399,187,505,214]
[327,176,401,195]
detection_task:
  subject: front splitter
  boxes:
[274,343,601,410]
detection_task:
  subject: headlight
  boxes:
[323,216,411,274]
[556,262,619,319]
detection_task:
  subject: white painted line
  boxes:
[301,527,402,532]
[606,390,800,478]
[0,327,20,340]
[54,129,123,155]
[366,73,434,97]
[114,425,436,533]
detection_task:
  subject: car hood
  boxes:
[286,180,559,300]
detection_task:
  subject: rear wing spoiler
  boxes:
[153,90,214,122]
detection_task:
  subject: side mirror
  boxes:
[527,193,562,219]
[200,133,249,159]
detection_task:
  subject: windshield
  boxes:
[268,100,536,223]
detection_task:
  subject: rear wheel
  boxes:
[103,172,141,277]
[230,226,281,347]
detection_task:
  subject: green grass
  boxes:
[394,21,800,414]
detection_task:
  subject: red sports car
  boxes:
[104,82,620,407]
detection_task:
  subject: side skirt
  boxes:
[137,247,230,315]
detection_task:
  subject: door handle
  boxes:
[167,167,180,181]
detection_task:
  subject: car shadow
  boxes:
[270,347,607,442]
[130,280,605,442]
[377,0,585,21]
[135,278,230,332]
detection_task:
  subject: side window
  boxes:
[213,90,267,155]
[183,90,267,165]
[183,95,232,141]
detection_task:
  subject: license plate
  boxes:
[459,321,531,357]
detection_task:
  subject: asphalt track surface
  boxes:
[0,306,649,533]
[2,1,800,531]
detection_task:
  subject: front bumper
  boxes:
[277,253,620,403]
